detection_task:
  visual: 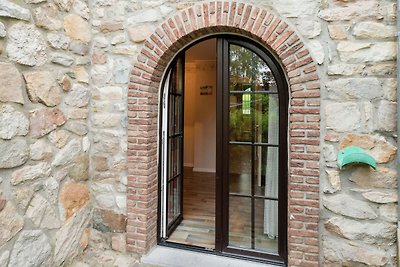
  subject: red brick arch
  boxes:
[127,2,321,266]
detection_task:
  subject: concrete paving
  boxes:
[141,246,276,267]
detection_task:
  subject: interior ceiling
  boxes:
[185,38,216,62]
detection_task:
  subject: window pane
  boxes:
[169,96,182,135]
[255,199,278,253]
[229,94,252,142]
[167,177,181,225]
[229,145,251,195]
[229,196,251,249]
[229,45,277,93]
[168,137,182,178]
[254,146,279,198]
[254,94,279,145]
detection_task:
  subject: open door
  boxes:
[160,55,185,238]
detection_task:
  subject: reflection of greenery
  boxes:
[230,95,278,142]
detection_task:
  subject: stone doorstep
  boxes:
[141,246,275,267]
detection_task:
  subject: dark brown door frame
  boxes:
[158,35,288,265]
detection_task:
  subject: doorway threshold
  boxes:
[140,246,277,267]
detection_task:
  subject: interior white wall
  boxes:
[184,60,216,173]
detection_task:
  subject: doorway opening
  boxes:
[158,35,288,264]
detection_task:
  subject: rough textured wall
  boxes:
[0,0,92,266]
[0,0,397,266]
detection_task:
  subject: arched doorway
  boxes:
[158,35,288,264]
[127,2,321,266]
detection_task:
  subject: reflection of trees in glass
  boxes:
[229,45,275,91]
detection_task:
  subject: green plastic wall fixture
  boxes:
[337,146,377,170]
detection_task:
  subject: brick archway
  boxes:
[127,2,321,266]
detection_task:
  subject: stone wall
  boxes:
[0,0,398,266]
[0,0,92,266]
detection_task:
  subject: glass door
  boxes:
[160,55,185,238]
[217,38,287,263]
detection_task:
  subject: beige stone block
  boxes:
[328,25,348,40]
[64,14,91,43]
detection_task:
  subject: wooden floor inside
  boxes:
[167,168,216,249]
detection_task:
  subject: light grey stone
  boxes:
[363,191,398,204]
[323,144,336,162]
[353,21,396,39]
[350,167,397,189]
[13,186,34,212]
[380,204,397,223]
[384,78,396,101]
[52,138,82,166]
[48,129,70,148]
[26,194,61,229]
[319,1,382,21]
[65,84,90,108]
[47,33,70,49]
[127,24,155,43]
[11,162,51,186]
[50,53,74,66]
[323,194,377,219]
[112,44,137,56]
[295,20,321,39]
[338,41,396,63]
[23,71,62,107]
[69,40,89,55]
[33,3,62,31]
[327,64,365,76]
[0,22,5,38]
[326,102,361,132]
[325,169,341,193]
[113,57,130,84]
[30,139,53,161]
[0,62,24,104]
[43,177,59,205]
[54,0,74,11]
[73,0,90,20]
[325,217,396,246]
[0,104,29,140]
[0,250,9,267]
[127,9,162,24]
[324,237,388,266]
[54,204,92,266]
[65,120,88,136]
[271,0,319,17]
[25,0,47,3]
[0,202,24,247]
[308,40,324,64]
[0,0,31,21]
[0,139,29,168]
[8,230,52,267]
[110,34,126,45]
[377,100,396,132]
[6,23,47,66]
[326,78,383,101]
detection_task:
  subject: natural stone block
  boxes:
[350,167,397,189]
[353,21,396,39]
[326,77,382,101]
[363,191,398,204]
[127,24,155,43]
[111,233,126,253]
[127,9,162,24]
[60,182,90,219]
[0,104,29,140]
[8,230,52,267]
[325,217,396,245]
[271,0,320,17]
[377,100,396,132]
[326,102,361,132]
[69,153,89,181]
[0,250,9,267]
[337,41,396,63]
[324,238,388,266]
[295,20,321,39]
[73,0,89,20]
[93,208,127,233]
[54,0,74,11]
[6,23,47,66]
[327,25,348,40]
[323,194,377,219]
[65,84,90,108]
[383,78,396,101]
[54,204,92,266]
[74,66,89,84]
[0,22,6,38]
[24,71,62,107]
[50,53,74,67]
[0,139,29,168]
[65,120,88,136]
[339,133,397,164]
[64,14,91,43]
[48,129,70,148]
[0,62,24,104]
[319,1,382,21]
[11,162,51,185]
[47,33,70,50]
[325,169,341,193]
[380,204,397,223]
[52,138,82,166]
[308,40,324,64]
[43,177,59,205]
[33,3,62,31]
[26,194,61,229]
[30,107,66,138]
[0,202,24,247]
[327,64,364,76]
[13,186,34,212]
[30,139,53,161]
[69,40,89,55]
[0,0,31,21]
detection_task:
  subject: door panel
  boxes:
[217,37,287,262]
[161,55,185,238]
